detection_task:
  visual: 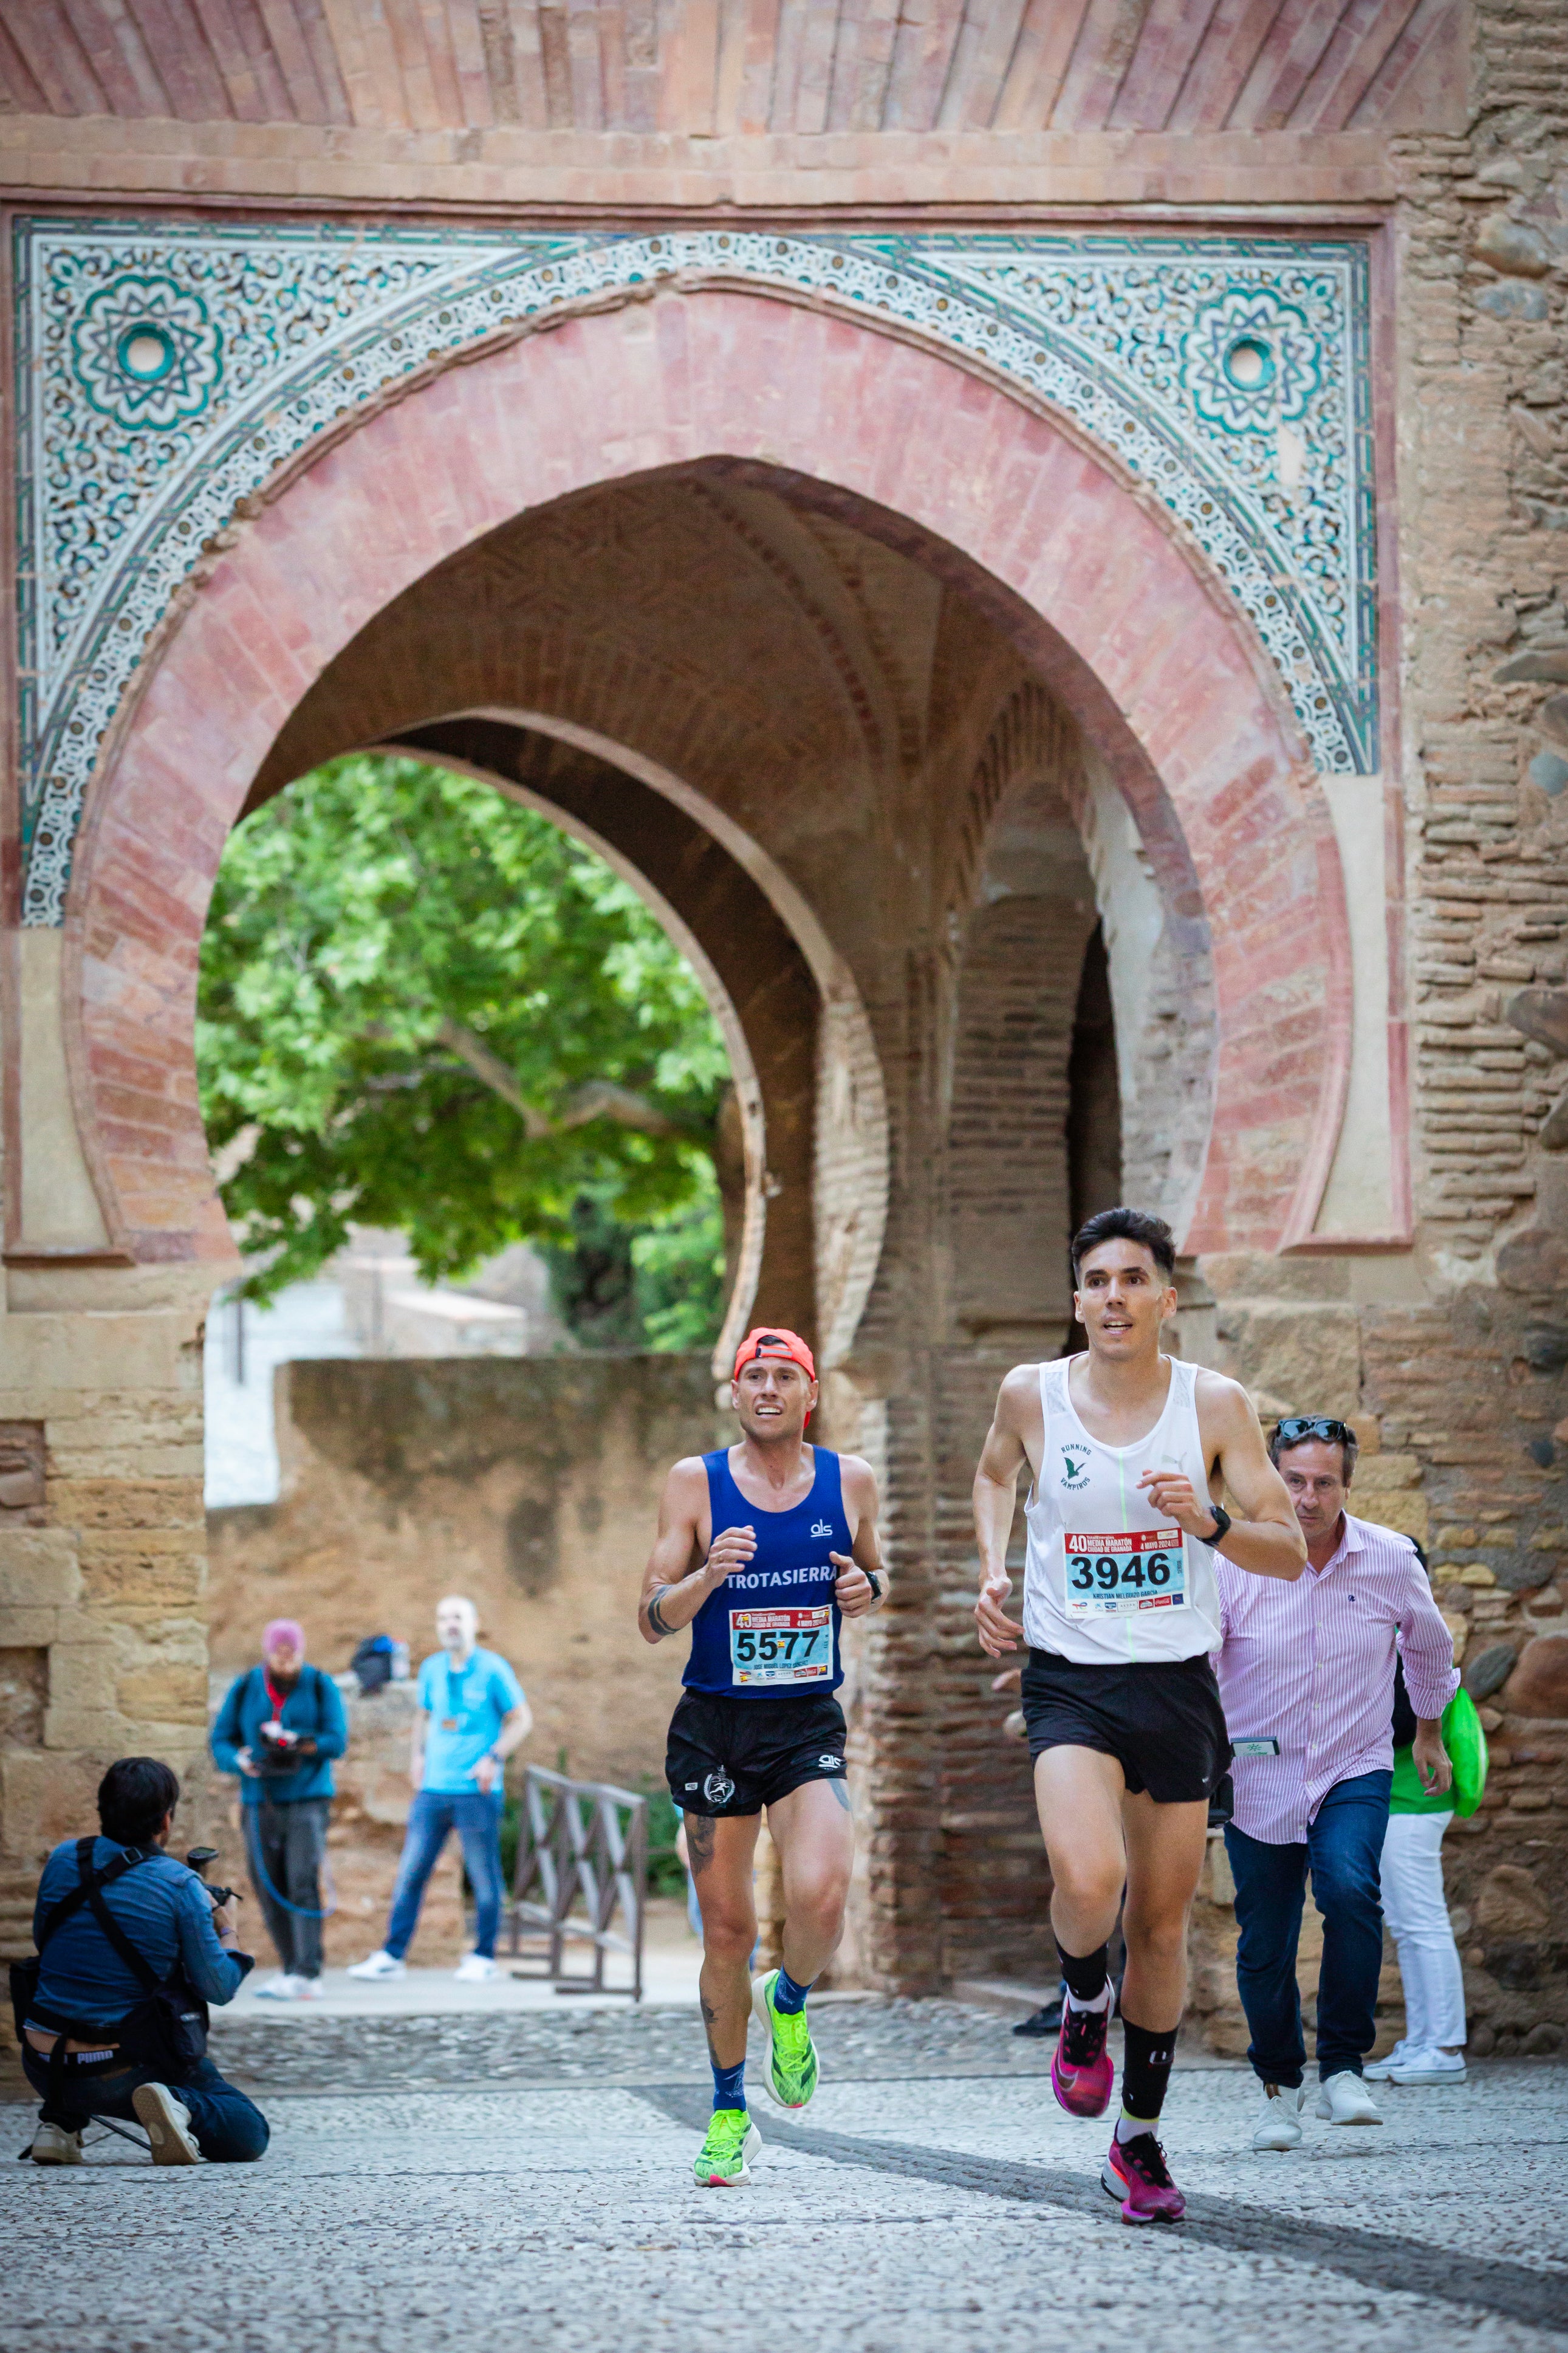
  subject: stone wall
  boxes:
[0,1296,211,1985]
[207,1354,726,1788]
[199,1353,725,1971]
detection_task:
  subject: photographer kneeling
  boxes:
[16,1757,268,2167]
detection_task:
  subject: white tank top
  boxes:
[1021,1355,1222,1666]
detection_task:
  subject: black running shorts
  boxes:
[666,1690,848,1818]
[1019,1646,1232,1805]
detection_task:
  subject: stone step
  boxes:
[950,1975,1057,2021]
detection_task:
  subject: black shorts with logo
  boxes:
[1020,1646,1232,1806]
[666,1690,848,1818]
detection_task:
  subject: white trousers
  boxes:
[1378,1809,1465,2050]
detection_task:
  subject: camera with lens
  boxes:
[185,1846,240,1909]
[255,1719,308,1774]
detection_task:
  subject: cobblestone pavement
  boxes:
[4,2008,1564,2353]
[205,1993,1067,2091]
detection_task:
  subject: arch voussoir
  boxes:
[68,284,1351,1266]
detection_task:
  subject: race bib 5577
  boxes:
[729,1605,834,1686]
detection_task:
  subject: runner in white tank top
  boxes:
[971,1208,1305,2224]
[1024,1354,1222,1666]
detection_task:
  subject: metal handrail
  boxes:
[503,1764,648,1999]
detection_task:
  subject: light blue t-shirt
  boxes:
[416,1648,526,1794]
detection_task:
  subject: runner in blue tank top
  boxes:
[638,1324,886,2189]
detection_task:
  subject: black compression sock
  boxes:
[1118,2017,1177,2128]
[1055,1940,1110,2004]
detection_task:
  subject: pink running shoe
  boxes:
[1101,2131,1186,2225]
[1050,1999,1114,2118]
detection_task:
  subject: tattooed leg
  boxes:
[691,1809,762,2069]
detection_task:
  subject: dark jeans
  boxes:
[385,1789,505,1960]
[247,1795,330,1978]
[1225,1768,1392,2087]
[24,2048,269,2162]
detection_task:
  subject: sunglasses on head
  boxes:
[1275,1416,1354,1444]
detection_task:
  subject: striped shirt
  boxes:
[1214,1511,1459,1846]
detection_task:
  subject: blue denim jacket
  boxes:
[211,1664,349,1805]
[30,1838,252,2030]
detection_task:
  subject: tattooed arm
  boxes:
[638,1457,758,1646]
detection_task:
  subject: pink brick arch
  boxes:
[64,284,1351,1268]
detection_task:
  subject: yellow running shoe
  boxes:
[693,2106,762,2187]
[751,1970,820,2110]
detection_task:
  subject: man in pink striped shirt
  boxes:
[1214,1415,1458,2149]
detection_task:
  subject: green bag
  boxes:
[1390,1685,1488,1816]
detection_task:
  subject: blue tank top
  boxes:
[682,1447,851,1697]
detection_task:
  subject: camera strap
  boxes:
[82,1877,165,1996]
[35,1839,153,1957]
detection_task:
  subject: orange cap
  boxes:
[732,1326,817,1383]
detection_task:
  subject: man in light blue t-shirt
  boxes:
[350,1597,530,1983]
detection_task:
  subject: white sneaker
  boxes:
[453,1953,500,1983]
[1362,2039,1411,2082]
[1251,2082,1305,2151]
[29,2120,84,2165]
[256,1973,300,2000]
[290,1976,328,2001]
[132,2083,200,2165]
[347,1950,405,1980]
[1315,2070,1383,2126]
[1381,2045,1467,2085]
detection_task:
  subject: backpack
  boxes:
[349,1635,395,1695]
[9,1838,209,2078]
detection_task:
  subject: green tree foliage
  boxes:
[197,755,730,1345]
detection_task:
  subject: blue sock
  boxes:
[773,1966,813,2016]
[711,2058,746,2112]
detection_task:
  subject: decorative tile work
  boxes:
[13,219,1377,924]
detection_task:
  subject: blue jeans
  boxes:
[385,1789,505,1960]
[1225,1769,1392,2086]
[24,2049,268,2162]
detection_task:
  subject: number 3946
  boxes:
[1069,1552,1174,1593]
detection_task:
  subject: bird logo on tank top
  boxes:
[1060,1450,1091,1490]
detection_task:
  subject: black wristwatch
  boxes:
[864,1570,883,1602]
[1203,1503,1233,1550]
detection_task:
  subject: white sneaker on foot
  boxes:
[1315,2070,1383,2126]
[347,1950,405,1980]
[1362,2039,1411,2081]
[256,1973,300,2000]
[29,2120,84,2165]
[132,2083,200,2165]
[1381,2045,1467,2085]
[290,1976,328,2001]
[453,1953,499,1982]
[1251,2083,1305,2151]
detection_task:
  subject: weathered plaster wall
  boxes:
[206,1354,725,1792]
[195,1355,727,1969]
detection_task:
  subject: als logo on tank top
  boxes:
[1060,1449,1091,1491]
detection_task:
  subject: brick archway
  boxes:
[66,284,1351,1273]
